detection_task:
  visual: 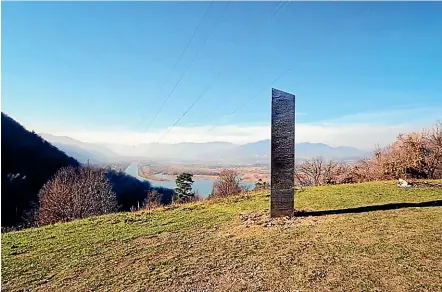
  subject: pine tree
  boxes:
[174,173,195,203]
[255,179,264,190]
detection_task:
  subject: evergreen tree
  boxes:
[255,179,269,191]
[255,179,264,190]
[174,173,195,202]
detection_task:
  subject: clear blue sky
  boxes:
[2,2,442,136]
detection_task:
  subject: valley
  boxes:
[39,134,370,165]
[137,163,271,183]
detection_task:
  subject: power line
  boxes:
[148,0,288,132]
[147,0,377,155]
[150,67,290,153]
[149,77,219,152]
[140,2,229,135]
[132,1,215,129]
[206,0,376,135]
[270,0,291,19]
[206,68,291,133]
[193,1,289,123]
[200,1,291,132]
[145,1,290,152]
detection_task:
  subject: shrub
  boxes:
[142,190,163,210]
[210,169,242,199]
[190,193,205,202]
[294,121,442,186]
[36,166,118,225]
[255,179,270,191]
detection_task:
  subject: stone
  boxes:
[397,178,412,188]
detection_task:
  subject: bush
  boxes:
[210,169,243,199]
[36,166,118,225]
[294,121,442,186]
[192,194,205,202]
[255,179,270,191]
[142,189,163,210]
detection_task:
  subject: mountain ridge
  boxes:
[41,133,369,163]
[39,133,122,164]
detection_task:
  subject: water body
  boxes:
[124,162,254,197]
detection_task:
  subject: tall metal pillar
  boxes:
[271,88,295,217]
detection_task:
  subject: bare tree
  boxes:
[349,121,442,181]
[37,166,118,225]
[210,169,242,198]
[294,121,442,186]
[296,157,326,186]
[424,121,442,178]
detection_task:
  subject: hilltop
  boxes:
[2,181,441,291]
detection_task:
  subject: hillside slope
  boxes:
[1,113,79,227]
[39,133,120,164]
[2,182,442,291]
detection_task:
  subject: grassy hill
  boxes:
[2,181,442,291]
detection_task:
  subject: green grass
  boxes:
[2,181,442,291]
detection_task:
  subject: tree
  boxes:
[174,173,195,203]
[37,166,118,226]
[296,157,326,186]
[1,113,79,227]
[422,121,442,178]
[211,169,242,198]
[255,179,270,190]
[255,179,264,190]
[295,158,355,186]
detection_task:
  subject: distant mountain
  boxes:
[295,142,369,160]
[40,133,121,164]
[239,140,270,156]
[107,141,238,163]
[38,134,369,164]
[218,140,369,163]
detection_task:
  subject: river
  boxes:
[124,162,255,198]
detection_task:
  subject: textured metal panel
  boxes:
[271,88,295,217]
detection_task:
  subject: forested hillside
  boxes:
[1,113,79,227]
[1,113,175,229]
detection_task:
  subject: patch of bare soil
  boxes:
[239,209,321,229]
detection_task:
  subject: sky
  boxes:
[2,2,442,150]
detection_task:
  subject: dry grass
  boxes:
[2,181,442,291]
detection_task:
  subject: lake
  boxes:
[124,162,255,197]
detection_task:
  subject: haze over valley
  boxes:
[40,132,369,165]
